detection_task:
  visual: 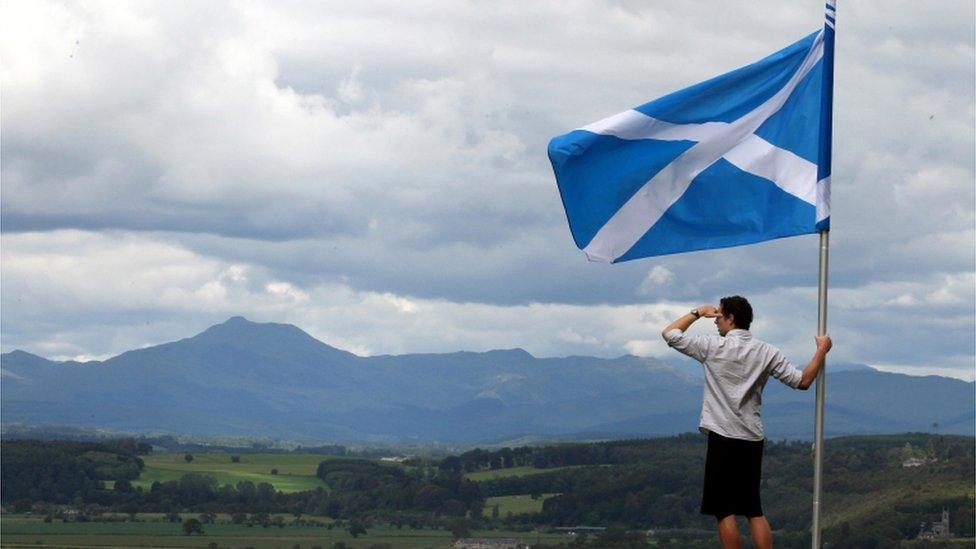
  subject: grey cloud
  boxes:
[1,230,972,379]
[0,1,973,376]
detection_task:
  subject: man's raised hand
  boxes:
[697,305,721,318]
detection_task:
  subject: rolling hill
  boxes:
[2,317,972,443]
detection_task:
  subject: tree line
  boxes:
[2,434,973,547]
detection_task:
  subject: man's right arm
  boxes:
[797,335,833,390]
[661,305,719,363]
[660,304,719,337]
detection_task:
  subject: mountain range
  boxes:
[2,317,972,444]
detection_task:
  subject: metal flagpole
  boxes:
[811,230,829,547]
[812,0,836,544]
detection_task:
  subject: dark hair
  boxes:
[720,295,753,330]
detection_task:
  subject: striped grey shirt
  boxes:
[663,328,803,441]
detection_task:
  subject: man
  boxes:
[661,295,832,549]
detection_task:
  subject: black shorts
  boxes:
[700,431,765,518]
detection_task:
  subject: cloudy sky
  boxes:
[2,1,973,380]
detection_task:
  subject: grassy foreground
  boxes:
[0,515,569,548]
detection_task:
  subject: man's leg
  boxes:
[716,514,741,549]
[747,515,773,549]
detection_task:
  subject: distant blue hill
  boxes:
[2,317,972,443]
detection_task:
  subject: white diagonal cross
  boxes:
[579,31,825,262]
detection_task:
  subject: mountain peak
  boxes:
[185,316,356,361]
[485,348,534,359]
[201,316,288,336]
[0,349,55,366]
[3,349,44,359]
[222,315,253,325]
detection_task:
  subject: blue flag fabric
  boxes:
[549,7,835,263]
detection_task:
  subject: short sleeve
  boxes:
[769,349,803,388]
[663,329,711,363]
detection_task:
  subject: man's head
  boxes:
[716,295,753,335]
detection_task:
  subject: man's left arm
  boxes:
[770,335,833,390]
[797,335,833,390]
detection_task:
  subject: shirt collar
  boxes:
[725,329,752,340]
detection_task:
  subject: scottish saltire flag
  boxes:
[549,4,835,263]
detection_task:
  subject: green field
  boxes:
[485,493,559,516]
[463,465,580,481]
[0,515,570,548]
[131,453,341,493]
[822,477,976,530]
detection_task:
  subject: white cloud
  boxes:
[2,229,972,380]
[623,339,663,357]
[830,274,975,311]
[639,265,676,295]
[0,230,693,359]
[556,328,601,346]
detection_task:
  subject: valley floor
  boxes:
[0,514,571,549]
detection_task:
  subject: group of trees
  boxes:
[438,446,534,473]
[99,434,349,456]
[315,458,482,518]
[0,442,484,522]
[438,436,713,473]
[2,434,973,545]
[1,439,146,504]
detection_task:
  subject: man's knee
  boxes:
[715,515,743,549]
[716,514,738,530]
[748,515,770,527]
